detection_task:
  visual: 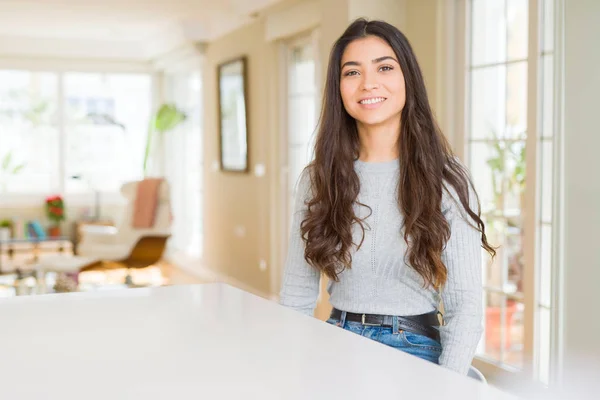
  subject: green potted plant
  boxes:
[0,219,12,241]
[45,195,66,237]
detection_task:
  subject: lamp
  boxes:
[71,175,100,221]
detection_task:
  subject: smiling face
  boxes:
[339,35,406,129]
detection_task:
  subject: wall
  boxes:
[561,0,600,385]
[202,18,277,296]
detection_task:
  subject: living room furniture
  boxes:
[77,179,171,261]
[0,237,73,274]
[36,234,170,290]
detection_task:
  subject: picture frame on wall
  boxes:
[217,56,249,173]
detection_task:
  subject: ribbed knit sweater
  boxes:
[279,159,483,374]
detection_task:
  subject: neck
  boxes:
[356,117,401,162]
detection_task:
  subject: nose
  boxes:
[361,72,380,91]
[362,82,380,90]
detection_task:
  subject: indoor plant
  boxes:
[0,219,12,241]
[142,103,187,176]
[45,195,66,237]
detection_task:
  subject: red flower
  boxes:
[45,194,65,223]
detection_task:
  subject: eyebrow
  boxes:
[341,56,399,69]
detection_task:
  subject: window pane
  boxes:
[504,300,525,367]
[540,224,552,308]
[506,228,524,294]
[484,292,506,361]
[64,73,151,192]
[504,140,526,215]
[470,66,506,139]
[538,306,551,384]
[541,140,553,223]
[289,43,316,95]
[543,0,554,52]
[471,0,507,66]
[542,55,554,138]
[507,0,529,60]
[0,70,59,193]
[506,62,528,137]
[287,40,317,242]
[288,96,317,146]
[469,142,498,213]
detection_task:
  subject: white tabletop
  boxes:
[0,283,516,399]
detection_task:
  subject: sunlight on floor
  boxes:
[0,261,205,298]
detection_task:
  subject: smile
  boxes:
[359,97,386,105]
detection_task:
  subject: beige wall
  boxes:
[562,0,600,381]
[202,19,277,296]
[200,0,447,300]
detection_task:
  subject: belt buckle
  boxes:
[361,314,380,326]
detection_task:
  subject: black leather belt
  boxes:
[330,308,441,343]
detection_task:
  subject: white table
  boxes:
[0,283,516,399]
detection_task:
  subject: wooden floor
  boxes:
[0,260,207,298]
[76,260,207,287]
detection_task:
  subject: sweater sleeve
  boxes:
[438,183,484,374]
[279,169,321,316]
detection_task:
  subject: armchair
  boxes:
[77,179,171,282]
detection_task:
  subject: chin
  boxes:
[354,113,393,126]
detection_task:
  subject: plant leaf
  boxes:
[153,104,187,134]
[12,163,25,174]
[1,151,12,170]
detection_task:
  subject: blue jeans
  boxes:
[326,312,442,365]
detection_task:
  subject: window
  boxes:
[64,73,151,193]
[0,71,60,193]
[285,36,319,237]
[163,71,203,257]
[0,69,152,197]
[464,0,558,382]
[468,0,529,369]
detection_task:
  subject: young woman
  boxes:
[279,18,495,375]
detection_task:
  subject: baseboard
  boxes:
[165,250,274,300]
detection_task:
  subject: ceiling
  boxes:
[0,0,283,61]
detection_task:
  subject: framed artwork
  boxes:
[217,56,249,172]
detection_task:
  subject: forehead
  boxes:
[341,36,396,64]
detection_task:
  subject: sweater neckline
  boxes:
[354,158,400,173]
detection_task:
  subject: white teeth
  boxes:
[360,97,385,105]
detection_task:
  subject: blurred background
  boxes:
[0,0,598,396]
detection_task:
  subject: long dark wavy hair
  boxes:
[300,18,495,289]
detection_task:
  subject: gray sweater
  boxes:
[279,159,483,374]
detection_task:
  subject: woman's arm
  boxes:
[279,170,321,316]
[438,184,484,374]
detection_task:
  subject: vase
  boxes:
[47,225,61,238]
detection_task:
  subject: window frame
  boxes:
[0,58,156,207]
[453,0,562,386]
[273,30,321,295]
